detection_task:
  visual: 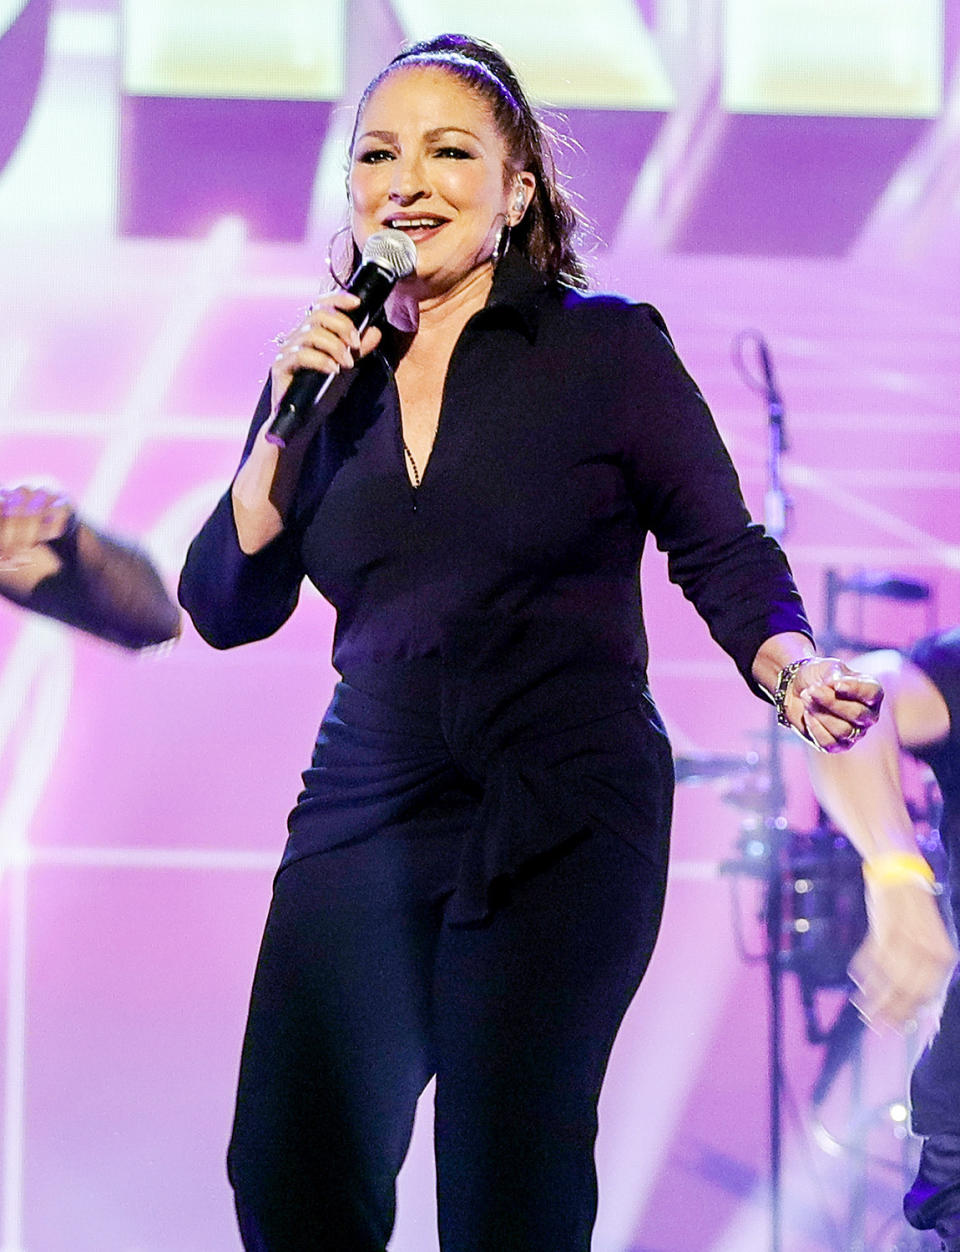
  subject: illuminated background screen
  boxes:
[0,2,958,1249]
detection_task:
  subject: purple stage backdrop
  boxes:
[1,2,959,1249]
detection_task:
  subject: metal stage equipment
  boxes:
[701,331,947,1251]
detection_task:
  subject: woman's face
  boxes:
[349,65,524,297]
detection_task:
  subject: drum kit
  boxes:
[674,737,873,997]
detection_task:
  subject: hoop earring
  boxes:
[328,224,359,288]
[493,221,511,265]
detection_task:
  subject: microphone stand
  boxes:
[757,336,789,1252]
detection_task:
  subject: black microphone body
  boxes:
[266,230,417,448]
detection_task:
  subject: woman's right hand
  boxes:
[270,290,383,416]
[233,292,384,555]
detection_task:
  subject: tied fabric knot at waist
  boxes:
[282,661,675,925]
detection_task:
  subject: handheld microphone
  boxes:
[266,229,417,448]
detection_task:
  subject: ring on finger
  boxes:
[797,711,827,753]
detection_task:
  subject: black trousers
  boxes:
[227,824,667,1251]
[904,972,960,1248]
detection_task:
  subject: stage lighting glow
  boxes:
[889,1102,909,1123]
[121,0,345,100]
[48,8,117,59]
[393,0,675,110]
[0,1,29,27]
[724,0,943,118]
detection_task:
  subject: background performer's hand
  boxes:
[0,486,74,571]
[851,879,957,1030]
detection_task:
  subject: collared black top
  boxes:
[180,252,811,921]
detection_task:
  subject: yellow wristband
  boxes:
[862,852,936,891]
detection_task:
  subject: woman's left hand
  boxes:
[784,658,883,752]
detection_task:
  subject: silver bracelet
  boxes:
[772,656,817,728]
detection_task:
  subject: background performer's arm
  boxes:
[0,485,180,650]
[806,650,957,1027]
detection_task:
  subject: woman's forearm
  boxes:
[231,421,313,555]
[750,631,817,697]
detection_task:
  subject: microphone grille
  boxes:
[361,228,417,280]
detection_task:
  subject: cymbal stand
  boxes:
[734,328,792,1252]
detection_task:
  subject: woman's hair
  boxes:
[347,33,589,290]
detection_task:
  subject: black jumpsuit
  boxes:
[179,251,812,1251]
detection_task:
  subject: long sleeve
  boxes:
[178,382,306,649]
[622,305,812,692]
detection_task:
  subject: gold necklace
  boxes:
[402,439,421,488]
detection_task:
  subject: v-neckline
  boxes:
[395,390,441,495]
[382,294,490,498]
[390,330,469,497]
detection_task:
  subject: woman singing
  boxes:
[180,34,881,1252]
